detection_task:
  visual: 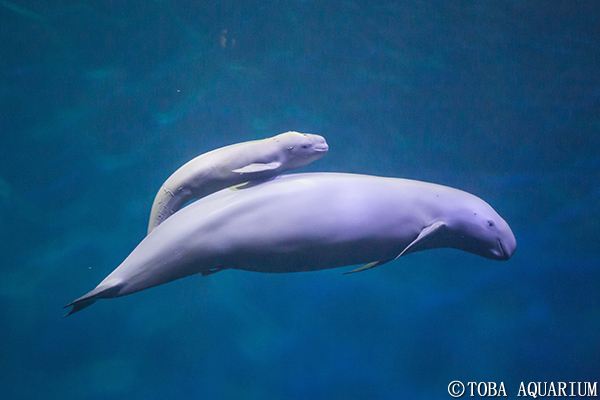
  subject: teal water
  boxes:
[1,1,598,399]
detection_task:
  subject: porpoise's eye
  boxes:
[487,220,494,227]
[302,144,309,149]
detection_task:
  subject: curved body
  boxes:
[147,131,328,233]
[66,173,516,316]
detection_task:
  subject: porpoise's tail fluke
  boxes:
[63,281,123,317]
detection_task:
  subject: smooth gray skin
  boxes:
[147,131,329,234]
[65,173,516,316]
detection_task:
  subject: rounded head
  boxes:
[273,131,329,169]
[444,196,516,261]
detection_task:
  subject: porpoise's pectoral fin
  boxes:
[201,268,223,277]
[343,222,448,275]
[231,176,279,191]
[343,259,392,275]
[232,161,282,174]
[395,221,447,259]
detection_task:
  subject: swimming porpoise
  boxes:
[147,131,329,233]
[65,173,516,316]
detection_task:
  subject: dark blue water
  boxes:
[1,1,598,399]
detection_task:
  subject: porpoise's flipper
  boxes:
[343,221,448,275]
[201,268,223,277]
[395,221,447,259]
[343,260,392,275]
[232,161,281,174]
[63,280,124,317]
[230,176,279,191]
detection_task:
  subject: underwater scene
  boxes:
[1,1,599,399]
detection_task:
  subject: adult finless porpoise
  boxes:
[65,173,516,316]
[147,131,329,234]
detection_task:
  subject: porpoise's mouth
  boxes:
[497,239,508,260]
[313,144,329,152]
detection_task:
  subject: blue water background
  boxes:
[1,1,599,399]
